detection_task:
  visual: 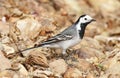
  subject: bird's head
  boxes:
[75,14,95,25]
[79,14,95,24]
[75,14,96,33]
[74,14,95,38]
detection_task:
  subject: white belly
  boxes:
[58,37,81,49]
[42,37,81,49]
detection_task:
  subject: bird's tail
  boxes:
[21,44,43,52]
[15,44,43,56]
[20,46,37,52]
[7,44,44,58]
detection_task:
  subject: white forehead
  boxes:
[82,15,92,19]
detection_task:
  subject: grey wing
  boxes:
[20,34,73,52]
[39,24,76,46]
[40,34,73,45]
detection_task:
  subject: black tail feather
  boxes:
[9,44,43,57]
[9,43,45,58]
[20,44,43,52]
[21,46,37,52]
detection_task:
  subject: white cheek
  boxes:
[80,19,86,23]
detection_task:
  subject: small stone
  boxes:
[33,69,53,78]
[0,44,15,55]
[26,50,48,67]
[77,59,93,71]
[18,64,29,77]
[49,59,67,75]
[64,68,83,78]
[0,51,11,71]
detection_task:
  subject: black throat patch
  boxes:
[78,23,89,39]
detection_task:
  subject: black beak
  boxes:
[91,19,96,21]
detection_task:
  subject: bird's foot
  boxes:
[59,53,68,59]
[63,50,79,64]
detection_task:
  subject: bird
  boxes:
[20,14,95,55]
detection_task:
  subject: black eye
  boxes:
[84,18,87,20]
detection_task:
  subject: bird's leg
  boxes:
[66,49,73,55]
[62,49,67,55]
[60,49,69,60]
[66,49,78,62]
[61,49,77,65]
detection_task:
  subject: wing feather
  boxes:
[40,34,73,45]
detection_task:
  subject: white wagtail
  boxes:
[20,14,95,55]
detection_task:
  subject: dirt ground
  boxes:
[0,0,120,78]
